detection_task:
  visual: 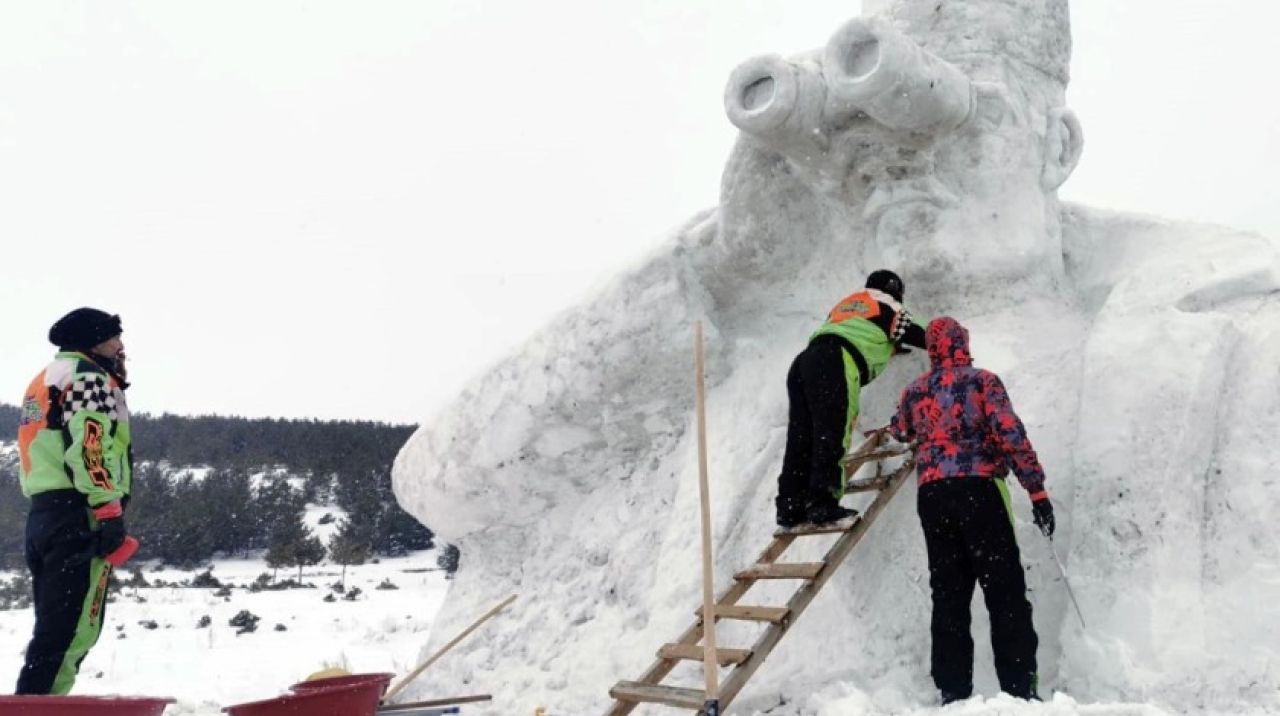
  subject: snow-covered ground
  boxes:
[0,551,450,714]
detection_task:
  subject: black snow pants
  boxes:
[776,334,860,518]
[917,476,1038,701]
[16,490,112,696]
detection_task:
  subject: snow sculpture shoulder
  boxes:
[394,1,1280,712]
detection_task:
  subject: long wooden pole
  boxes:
[693,321,719,713]
[383,593,518,704]
[377,694,493,712]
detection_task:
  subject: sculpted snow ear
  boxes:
[1041,107,1083,191]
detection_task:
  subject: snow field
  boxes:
[0,550,450,715]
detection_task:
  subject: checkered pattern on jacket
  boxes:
[890,317,1046,493]
[61,373,119,420]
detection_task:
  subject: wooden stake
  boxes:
[693,321,719,706]
[383,594,518,704]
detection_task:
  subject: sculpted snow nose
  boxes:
[822,17,972,134]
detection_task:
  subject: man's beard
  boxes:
[866,202,1057,309]
[867,203,957,284]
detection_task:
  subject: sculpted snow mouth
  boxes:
[862,177,959,224]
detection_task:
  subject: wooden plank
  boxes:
[845,477,890,493]
[659,643,752,666]
[378,694,492,712]
[838,434,892,474]
[716,455,916,709]
[841,430,910,480]
[609,681,705,709]
[734,562,824,581]
[601,534,796,716]
[696,604,789,624]
[843,449,909,478]
[773,515,860,537]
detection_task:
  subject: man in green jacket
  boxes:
[776,270,926,528]
[15,307,137,695]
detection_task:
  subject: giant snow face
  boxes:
[723,11,1082,298]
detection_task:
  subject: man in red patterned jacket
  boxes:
[890,316,1054,704]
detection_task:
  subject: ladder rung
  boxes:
[841,447,909,466]
[773,515,859,537]
[658,643,752,666]
[846,478,889,493]
[697,604,790,623]
[735,562,824,580]
[842,449,909,478]
[609,681,705,709]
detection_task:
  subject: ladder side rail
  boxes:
[716,456,915,710]
[602,534,797,716]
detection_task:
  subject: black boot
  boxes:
[804,498,856,526]
[775,494,807,528]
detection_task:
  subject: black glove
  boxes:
[1032,498,1055,538]
[96,516,128,557]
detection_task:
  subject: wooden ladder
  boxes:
[605,433,916,715]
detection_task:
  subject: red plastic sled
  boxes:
[224,672,393,716]
[0,695,174,715]
[289,672,394,696]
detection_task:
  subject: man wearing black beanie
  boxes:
[14,307,137,695]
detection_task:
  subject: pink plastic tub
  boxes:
[0,695,174,715]
[223,673,393,716]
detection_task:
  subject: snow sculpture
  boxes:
[394,0,1280,712]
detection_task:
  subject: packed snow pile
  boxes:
[393,1,1280,714]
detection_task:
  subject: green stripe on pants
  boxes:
[833,350,863,499]
[994,477,1015,530]
[51,557,111,695]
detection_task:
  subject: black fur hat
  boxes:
[48,308,123,351]
[865,269,905,303]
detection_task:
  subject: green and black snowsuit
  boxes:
[15,351,132,695]
[775,289,925,522]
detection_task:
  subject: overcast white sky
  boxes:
[2,1,1277,423]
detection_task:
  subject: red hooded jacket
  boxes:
[890,317,1048,496]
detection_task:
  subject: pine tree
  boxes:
[201,469,254,556]
[328,519,372,591]
[294,532,325,582]
[264,540,295,582]
[164,475,218,567]
[0,465,26,570]
[265,512,306,582]
[253,478,306,551]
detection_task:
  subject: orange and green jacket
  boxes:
[17,352,132,507]
[810,288,927,385]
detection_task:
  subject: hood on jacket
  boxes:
[926,316,973,369]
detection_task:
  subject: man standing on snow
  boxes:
[15,308,137,695]
[890,316,1054,704]
[775,269,926,529]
